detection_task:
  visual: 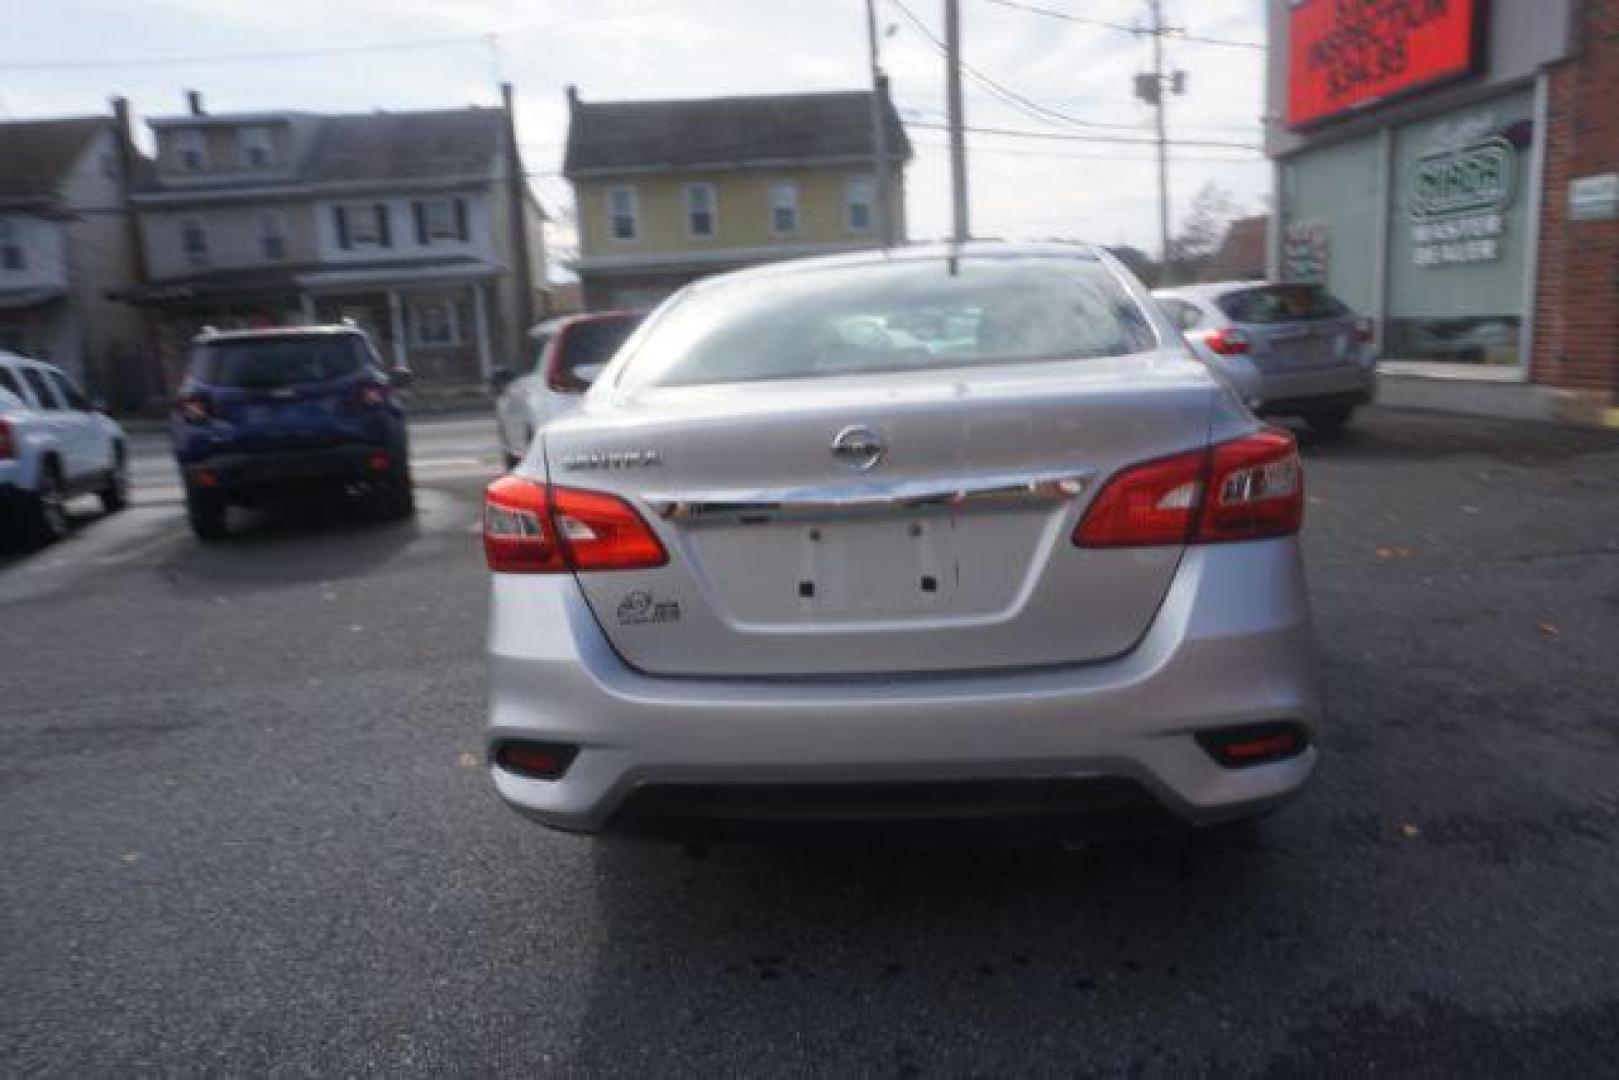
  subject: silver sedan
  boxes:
[485,243,1319,839]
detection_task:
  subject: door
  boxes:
[45,370,108,482]
[498,331,550,457]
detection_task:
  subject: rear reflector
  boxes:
[194,468,221,489]
[367,451,391,472]
[491,740,578,780]
[1075,428,1303,548]
[1196,723,1310,768]
[484,476,667,574]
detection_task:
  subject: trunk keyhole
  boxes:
[920,575,938,593]
[798,581,816,598]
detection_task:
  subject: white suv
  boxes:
[0,352,129,547]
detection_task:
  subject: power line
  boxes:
[981,0,1264,50]
[0,33,486,72]
[887,0,1148,132]
[908,119,1256,151]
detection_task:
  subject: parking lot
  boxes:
[3,407,1618,1074]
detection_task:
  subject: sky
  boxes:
[2,0,1270,278]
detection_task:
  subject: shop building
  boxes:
[1266,0,1619,423]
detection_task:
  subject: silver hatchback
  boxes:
[486,244,1319,838]
[1154,281,1377,434]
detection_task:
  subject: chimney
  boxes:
[110,96,134,146]
[185,89,205,116]
[566,84,580,111]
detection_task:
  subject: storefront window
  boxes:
[1385,90,1534,369]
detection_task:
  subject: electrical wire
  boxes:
[981,0,1264,50]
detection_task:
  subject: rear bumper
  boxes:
[185,443,400,498]
[1253,363,1377,412]
[487,538,1321,835]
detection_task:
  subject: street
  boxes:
[3,407,1618,1074]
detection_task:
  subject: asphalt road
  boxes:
[3,408,1618,1075]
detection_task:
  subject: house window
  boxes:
[607,185,638,242]
[414,197,467,244]
[684,183,716,239]
[770,181,800,236]
[334,204,391,249]
[174,129,207,171]
[181,218,208,264]
[259,211,287,260]
[410,299,459,346]
[0,221,23,271]
[845,177,876,233]
[240,126,274,169]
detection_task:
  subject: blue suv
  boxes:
[171,326,414,541]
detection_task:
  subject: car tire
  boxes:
[376,461,416,520]
[99,444,130,514]
[186,489,228,542]
[26,459,71,548]
[1304,404,1354,435]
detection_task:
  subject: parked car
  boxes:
[492,311,645,469]
[1153,281,1377,433]
[483,243,1319,841]
[169,325,413,541]
[0,351,128,548]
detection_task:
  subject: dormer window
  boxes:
[240,126,273,169]
[413,197,467,244]
[174,129,207,172]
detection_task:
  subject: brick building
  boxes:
[1265,0,1619,424]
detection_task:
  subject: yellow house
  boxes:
[563,86,910,310]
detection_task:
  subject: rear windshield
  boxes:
[188,335,366,388]
[1217,285,1348,324]
[555,315,643,378]
[615,255,1159,389]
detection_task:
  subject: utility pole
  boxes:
[864,0,891,247]
[1148,0,1171,279]
[944,0,970,243]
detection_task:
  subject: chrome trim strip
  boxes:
[646,469,1095,523]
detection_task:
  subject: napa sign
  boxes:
[1409,137,1517,266]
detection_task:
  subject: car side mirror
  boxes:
[489,365,514,392]
[388,366,413,389]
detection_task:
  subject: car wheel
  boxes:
[1304,404,1354,435]
[186,488,228,542]
[99,444,130,514]
[376,461,416,520]
[27,460,71,548]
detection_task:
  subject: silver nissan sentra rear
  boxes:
[485,242,1318,838]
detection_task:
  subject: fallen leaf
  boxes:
[121,852,142,864]
[457,752,479,769]
[1536,621,1561,639]
[1376,546,1415,560]
[1399,823,1420,839]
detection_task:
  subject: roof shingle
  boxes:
[0,117,108,201]
[563,90,911,176]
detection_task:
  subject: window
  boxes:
[0,366,24,403]
[334,204,391,249]
[615,253,1159,390]
[607,186,638,242]
[47,371,90,411]
[1217,285,1348,324]
[550,314,644,391]
[187,335,365,388]
[174,129,207,171]
[845,177,876,233]
[410,299,459,346]
[769,181,799,236]
[0,221,23,271]
[1157,298,1205,331]
[414,198,467,244]
[259,211,287,260]
[22,368,62,410]
[181,218,208,263]
[239,126,273,169]
[683,184,716,239]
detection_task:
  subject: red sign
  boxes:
[1287,0,1481,129]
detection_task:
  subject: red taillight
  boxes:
[1075,429,1303,548]
[1201,327,1250,356]
[0,418,14,459]
[1354,317,1375,345]
[484,476,667,573]
[176,392,212,423]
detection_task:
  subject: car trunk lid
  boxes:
[543,355,1218,678]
